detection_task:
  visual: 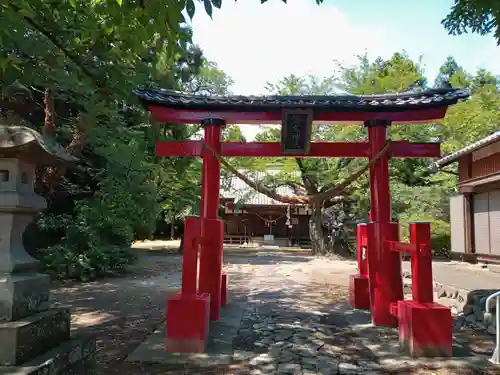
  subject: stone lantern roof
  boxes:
[0,125,78,165]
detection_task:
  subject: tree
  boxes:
[336,52,437,187]
[437,72,500,156]
[184,60,235,96]
[434,56,472,88]
[442,0,500,44]
[7,0,494,62]
[0,1,232,280]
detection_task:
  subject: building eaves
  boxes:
[432,131,500,170]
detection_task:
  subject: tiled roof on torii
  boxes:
[134,87,470,112]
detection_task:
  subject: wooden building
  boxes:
[220,171,311,247]
[434,131,500,262]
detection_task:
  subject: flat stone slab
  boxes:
[0,334,95,375]
[126,294,247,366]
[0,307,71,365]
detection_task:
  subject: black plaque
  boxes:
[280,109,313,154]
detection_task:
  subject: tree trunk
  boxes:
[330,232,352,257]
[170,216,175,240]
[309,202,328,255]
[178,235,184,254]
[309,202,354,257]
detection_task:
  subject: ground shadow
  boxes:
[228,283,496,374]
[48,252,498,375]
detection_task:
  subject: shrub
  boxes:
[35,129,160,281]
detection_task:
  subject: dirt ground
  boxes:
[50,249,499,375]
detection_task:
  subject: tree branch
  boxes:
[43,88,56,136]
[203,141,392,205]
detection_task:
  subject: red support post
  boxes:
[200,218,224,320]
[367,121,403,327]
[198,118,226,322]
[165,291,211,353]
[181,217,200,295]
[349,224,370,309]
[396,222,452,358]
[165,216,210,353]
[410,222,433,303]
[357,224,368,277]
[200,153,206,216]
[367,221,402,325]
[221,273,229,307]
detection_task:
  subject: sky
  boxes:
[189,0,500,140]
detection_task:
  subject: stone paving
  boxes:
[230,253,388,374]
[126,249,498,374]
[226,251,496,375]
[231,255,382,374]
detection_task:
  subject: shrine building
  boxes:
[220,170,311,247]
[434,131,500,263]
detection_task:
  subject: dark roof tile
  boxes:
[134,87,470,112]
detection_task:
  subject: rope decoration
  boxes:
[255,213,286,225]
[202,140,393,205]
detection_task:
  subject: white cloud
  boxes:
[190,0,399,96]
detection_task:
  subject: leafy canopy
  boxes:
[442,0,500,44]
[0,0,236,280]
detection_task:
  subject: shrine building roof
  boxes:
[134,87,470,113]
[221,170,299,207]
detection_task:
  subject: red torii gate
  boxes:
[134,87,469,355]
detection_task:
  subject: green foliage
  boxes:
[442,0,500,44]
[245,52,498,258]
[222,125,246,142]
[399,217,452,258]
[0,0,234,280]
[37,125,161,280]
[184,60,234,95]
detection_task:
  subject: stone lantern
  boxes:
[0,125,95,374]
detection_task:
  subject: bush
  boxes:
[35,127,160,281]
[400,217,451,258]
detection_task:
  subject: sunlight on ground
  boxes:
[72,311,116,328]
[132,240,313,253]
[131,239,180,251]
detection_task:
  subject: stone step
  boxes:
[0,307,71,366]
[0,334,96,375]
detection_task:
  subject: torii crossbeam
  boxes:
[135,87,469,355]
[156,139,440,158]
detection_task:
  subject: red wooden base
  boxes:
[221,273,228,307]
[397,300,452,358]
[165,292,211,353]
[348,274,370,310]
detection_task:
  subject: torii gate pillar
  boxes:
[198,118,226,322]
[366,120,404,326]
